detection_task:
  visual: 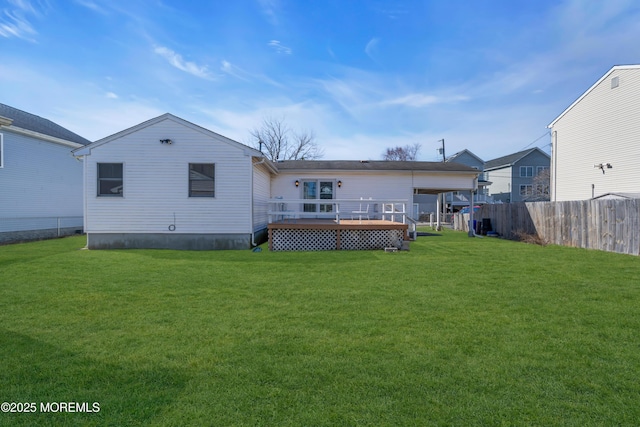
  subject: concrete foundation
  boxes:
[0,227,84,245]
[87,230,268,250]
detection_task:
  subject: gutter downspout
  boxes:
[552,131,557,202]
[468,175,479,238]
[250,157,267,247]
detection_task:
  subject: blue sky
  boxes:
[2,0,640,161]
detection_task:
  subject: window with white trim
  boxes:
[520,166,533,177]
[97,163,123,196]
[520,184,533,197]
[189,163,215,197]
[536,166,549,175]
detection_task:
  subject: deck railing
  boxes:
[268,198,409,224]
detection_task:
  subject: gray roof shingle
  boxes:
[484,148,545,170]
[0,103,91,145]
[272,159,479,173]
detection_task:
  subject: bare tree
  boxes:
[382,143,421,161]
[250,116,324,160]
[528,167,551,201]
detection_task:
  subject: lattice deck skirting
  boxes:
[268,219,408,251]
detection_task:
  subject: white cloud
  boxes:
[364,37,380,61]
[0,0,43,41]
[153,46,215,80]
[105,92,118,99]
[268,40,292,55]
[381,93,470,108]
[220,60,250,81]
[73,0,108,14]
[257,0,280,26]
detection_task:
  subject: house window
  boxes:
[189,163,215,197]
[97,163,123,196]
[520,166,533,177]
[536,166,549,175]
[611,76,619,89]
[302,180,334,212]
[520,184,533,197]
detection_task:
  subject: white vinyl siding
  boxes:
[271,170,476,220]
[252,161,272,231]
[83,117,254,234]
[486,167,513,201]
[0,129,84,226]
[550,68,640,201]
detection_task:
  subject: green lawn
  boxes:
[1,230,639,426]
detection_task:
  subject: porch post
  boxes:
[436,193,442,231]
[468,190,475,237]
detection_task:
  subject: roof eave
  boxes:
[4,125,84,149]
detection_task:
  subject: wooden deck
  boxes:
[268,219,409,251]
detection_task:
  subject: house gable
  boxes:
[547,65,640,128]
[548,65,640,201]
[74,113,262,157]
[446,149,484,169]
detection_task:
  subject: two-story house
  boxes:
[484,147,550,203]
[547,64,640,201]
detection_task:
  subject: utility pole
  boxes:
[437,139,445,162]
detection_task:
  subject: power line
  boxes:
[521,131,551,150]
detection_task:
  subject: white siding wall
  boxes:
[84,118,253,234]
[0,130,83,222]
[551,68,640,201]
[271,170,476,218]
[272,171,414,216]
[252,161,271,231]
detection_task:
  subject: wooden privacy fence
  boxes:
[454,199,640,256]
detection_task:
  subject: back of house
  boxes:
[72,113,271,250]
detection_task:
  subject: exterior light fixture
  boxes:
[160,139,172,144]
[295,180,299,187]
[594,163,613,174]
[337,180,342,188]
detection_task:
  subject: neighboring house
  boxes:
[445,149,493,210]
[484,147,550,203]
[73,113,480,250]
[72,113,274,250]
[547,64,640,201]
[0,103,90,244]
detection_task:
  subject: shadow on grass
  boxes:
[0,329,188,427]
[126,246,383,264]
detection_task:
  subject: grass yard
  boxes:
[1,229,640,426]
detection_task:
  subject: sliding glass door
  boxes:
[302,180,334,213]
